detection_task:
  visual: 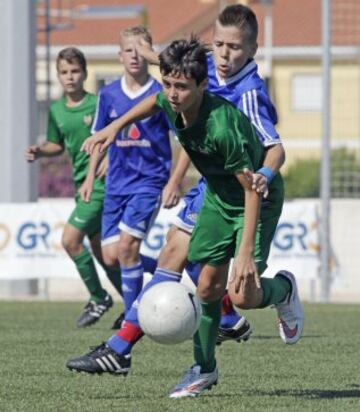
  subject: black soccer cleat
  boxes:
[216,317,252,345]
[76,293,113,328]
[111,312,125,330]
[66,342,131,375]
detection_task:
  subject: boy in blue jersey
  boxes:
[79,26,173,328]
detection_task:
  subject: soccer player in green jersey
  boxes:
[25,47,123,327]
[78,38,304,397]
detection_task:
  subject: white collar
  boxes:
[121,75,154,99]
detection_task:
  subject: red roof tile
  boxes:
[37,0,360,47]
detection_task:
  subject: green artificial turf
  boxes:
[0,302,359,411]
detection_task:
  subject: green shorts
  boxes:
[188,196,282,274]
[68,180,104,238]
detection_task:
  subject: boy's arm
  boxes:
[81,94,161,154]
[79,143,106,202]
[136,38,160,65]
[162,148,191,208]
[230,171,262,294]
[253,143,285,197]
[25,141,64,162]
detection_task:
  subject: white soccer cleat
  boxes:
[169,365,218,398]
[274,270,304,344]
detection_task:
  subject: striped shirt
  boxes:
[207,55,281,147]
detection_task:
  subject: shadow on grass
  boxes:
[246,388,360,399]
[86,386,360,401]
[252,334,325,340]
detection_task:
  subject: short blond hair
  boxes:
[120,25,152,45]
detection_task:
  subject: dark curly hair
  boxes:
[159,36,210,85]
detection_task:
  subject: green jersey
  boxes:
[156,91,283,212]
[47,92,104,190]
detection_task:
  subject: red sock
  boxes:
[221,292,234,315]
[117,321,144,343]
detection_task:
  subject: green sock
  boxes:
[102,265,122,297]
[72,249,107,303]
[259,275,291,308]
[193,299,221,373]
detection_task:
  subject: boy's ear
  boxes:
[200,78,208,91]
[118,50,123,64]
[250,42,258,58]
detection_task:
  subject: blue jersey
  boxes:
[207,54,281,147]
[92,76,171,195]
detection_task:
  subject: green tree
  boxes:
[283,148,360,199]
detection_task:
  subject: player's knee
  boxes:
[197,279,223,302]
[165,225,177,243]
[61,234,81,256]
[102,250,118,267]
[118,237,139,263]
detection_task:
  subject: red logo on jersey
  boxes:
[128,124,141,140]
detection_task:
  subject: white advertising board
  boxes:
[0,200,320,280]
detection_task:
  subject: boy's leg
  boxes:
[90,233,123,297]
[118,193,161,315]
[62,223,112,328]
[175,180,250,342]
[169,264,227,398]
[107,227,189,355]
[62,224,107,301]
[67,192,117,328]
[169,199,237,398]
[228,208,304,344]
[66,227,189,374]
[101,193,158,329]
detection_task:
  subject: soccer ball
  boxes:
[137,282,202,344]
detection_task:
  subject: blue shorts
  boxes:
[101,192,161,245]
[172,179,206,233]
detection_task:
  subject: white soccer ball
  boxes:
[138,282,202,344]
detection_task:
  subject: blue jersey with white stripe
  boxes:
[92,76,171,195]
[207,54,281,147]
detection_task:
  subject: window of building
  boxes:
[292,74,322,111]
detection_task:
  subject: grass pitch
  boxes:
[0,301,360,411]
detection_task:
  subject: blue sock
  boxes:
[126,267,182,326]
[121,262,144,314]
[108,267,181,355]
[140,254,157,274]
[185,261,201,285]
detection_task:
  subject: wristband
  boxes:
[256,166,275,183]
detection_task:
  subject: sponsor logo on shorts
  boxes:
[186,213,198,223]
[137,221,146,230]
[74,216,86,224]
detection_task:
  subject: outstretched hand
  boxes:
[81,125,117,155]
[25,145,39,162]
